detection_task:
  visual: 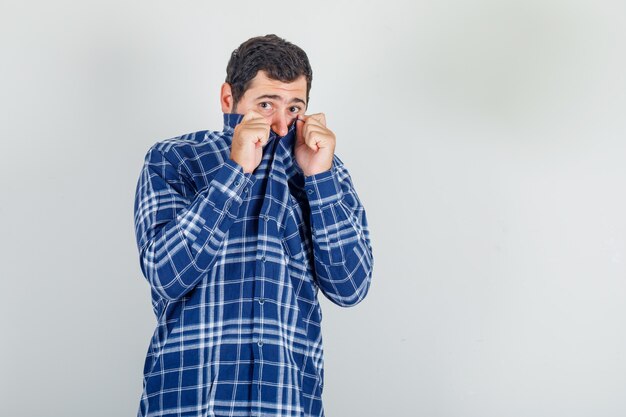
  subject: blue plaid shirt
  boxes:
[133,113,374,417]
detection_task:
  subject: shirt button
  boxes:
[307,189,314,195]
[244,187,248,194]
[234,180,240,187]
[257,340,264,347]
[259,298,265,305]
[261,255,266,262]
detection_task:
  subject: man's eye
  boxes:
[259,102,272,110]
[289,106,301,113]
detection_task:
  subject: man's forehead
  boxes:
[246,71,307,102]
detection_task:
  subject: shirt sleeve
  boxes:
[303,155,374,307]
[133,145,255,301]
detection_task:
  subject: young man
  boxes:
[133,34,373,417]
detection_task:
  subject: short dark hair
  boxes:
[225,34,313,111]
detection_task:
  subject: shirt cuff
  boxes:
[200,157,256,215]
[304,167,342,207]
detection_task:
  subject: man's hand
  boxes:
[294,113,336,177]
[230,110,271,174]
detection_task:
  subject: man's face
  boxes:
[222,70,308,137]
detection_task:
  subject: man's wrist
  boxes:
[303,164,333,178]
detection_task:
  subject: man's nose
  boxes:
[271,113,289,137]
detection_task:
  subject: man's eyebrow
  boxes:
[254,94,306,105]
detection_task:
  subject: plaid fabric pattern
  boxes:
[133,113,373,417]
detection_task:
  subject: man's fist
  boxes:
[295,113,336,177]
[230,111,270,174]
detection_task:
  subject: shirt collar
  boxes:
[220,112,302,179]
[222,113,245,133]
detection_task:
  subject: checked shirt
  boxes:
[133,113,373,417]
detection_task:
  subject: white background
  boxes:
[1,0,626,416]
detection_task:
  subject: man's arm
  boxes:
[304,155,374,307]
[133,145,254,301]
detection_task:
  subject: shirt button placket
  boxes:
[254,208,270,395]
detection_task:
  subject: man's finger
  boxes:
[242,110,266,122]
[308,113,326,127]
[295,115,306,144]
[304,132,321,151]
[302,116,326,131]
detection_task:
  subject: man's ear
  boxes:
[220,83,234,113]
